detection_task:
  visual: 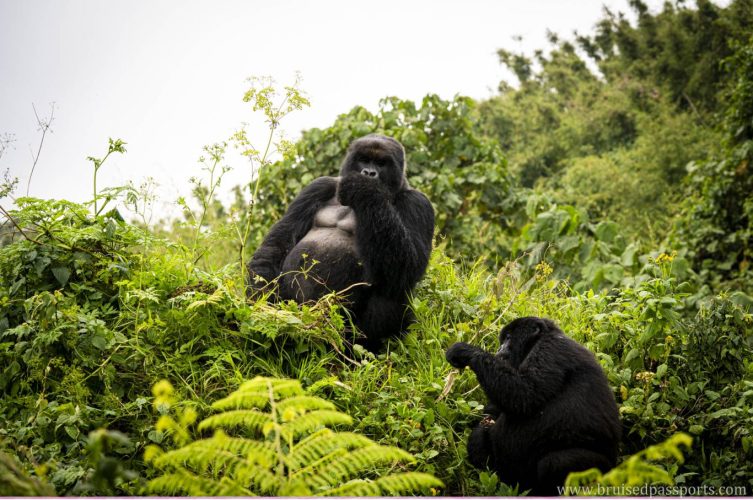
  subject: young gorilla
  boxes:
[247,134,435,351]
[446,317,621,496]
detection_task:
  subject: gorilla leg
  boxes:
[467,423,494,470]
[535,448,614,495]
[356,295,412,352]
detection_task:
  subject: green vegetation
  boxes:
[145,377,442,496]
[1,0,752,495]
[564,433,693,495]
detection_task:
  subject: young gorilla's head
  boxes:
[340,134,406,192]
[497,317,559,368]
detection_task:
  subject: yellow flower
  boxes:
[535,261,553,280]
[655,251,678,264]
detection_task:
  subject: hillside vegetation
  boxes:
[1,0,752,495]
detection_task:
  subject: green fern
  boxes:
[146,377,443,496]
[324,472,448,497]
[564,433,693,495]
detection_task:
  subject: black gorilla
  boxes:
[446,317,621,496]
[247,134,434,351]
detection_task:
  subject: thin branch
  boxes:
[682,92,706,128]
[27,102,55,196]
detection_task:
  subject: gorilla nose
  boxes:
[361,167,378,178]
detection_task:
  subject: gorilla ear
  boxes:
[536,318,560,336]
[532,318,547,335]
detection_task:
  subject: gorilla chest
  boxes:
[280,198,365,301]
[311,198,357,236]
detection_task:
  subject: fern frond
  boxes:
[279,409,353,441]
[318,478,381,496]
[310,445,416,488]
[320,472,443,497]
[147,468,253,496]
[198,409,272,434]
[153,441,248,474]
[371,471,444,495]
[211,391,269,411]
[238,377,303,398]
[210,377,305,411]
[276,395,336,413]
[231,463,282,494]
[208,431,277,466]
[143,444,163,463]
[290,446,349,484]
[288,429,373,471]
[212,387,332,413]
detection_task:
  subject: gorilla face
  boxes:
[339,134,406,192]
[496,317,556,368]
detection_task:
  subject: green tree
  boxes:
[672,36,753,297]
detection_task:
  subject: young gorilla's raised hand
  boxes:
[446,317,621,496]
[248,134,434,352]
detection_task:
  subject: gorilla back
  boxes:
[445,317,621,495]
[248,134,435,351]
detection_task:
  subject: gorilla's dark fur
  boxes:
[446,317,621,496]
[247,134,434,351]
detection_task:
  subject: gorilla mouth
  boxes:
[481,416,495,427]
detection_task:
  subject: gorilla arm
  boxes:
[247,177,338,293]
[445,341,567,417]
[337,174,434,296]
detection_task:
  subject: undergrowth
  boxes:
[0,198,750,494]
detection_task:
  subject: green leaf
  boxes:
[64,425,79,439]
[90,335,108,350]
[51,267,71,287]
[594,221,619,243]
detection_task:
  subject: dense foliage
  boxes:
[672,34,753,297]
[1,0,752,496]
[481,0,753,242]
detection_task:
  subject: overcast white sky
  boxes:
[1,0,668,219]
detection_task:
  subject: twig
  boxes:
[682,92,706,127]
[27,102,55,196]
[436,370,458,402]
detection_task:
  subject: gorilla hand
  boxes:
[338,172,390,208]
[446,342,479,369]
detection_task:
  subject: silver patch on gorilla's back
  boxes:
[314,197,355,232]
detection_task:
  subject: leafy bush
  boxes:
[0,197,347,494]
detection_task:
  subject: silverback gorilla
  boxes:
[446,317,621,496]
[247,134,435,351]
